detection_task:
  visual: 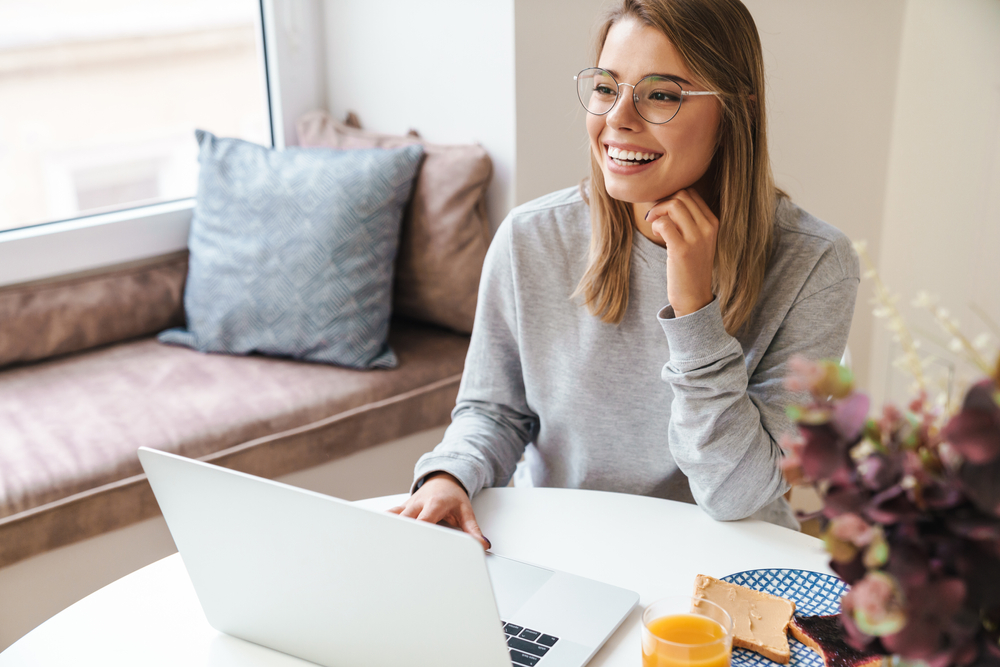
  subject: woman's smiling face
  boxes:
[587,17,722,207]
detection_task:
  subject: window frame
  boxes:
[0,0,280,288]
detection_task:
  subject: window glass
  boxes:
[0,0,270,232]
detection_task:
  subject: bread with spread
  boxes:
[693,574,796,664]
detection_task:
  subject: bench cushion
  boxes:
[0,252,186,369]
[0,319,468,567]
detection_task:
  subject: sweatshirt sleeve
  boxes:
[658,272,859,521]
[411,219,538,497]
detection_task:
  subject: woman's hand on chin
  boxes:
[646,188,718,317]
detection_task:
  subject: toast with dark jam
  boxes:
[789,615,883,667]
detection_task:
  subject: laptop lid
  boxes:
[138,447,511,667]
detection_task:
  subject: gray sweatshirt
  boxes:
[413,186,859,529]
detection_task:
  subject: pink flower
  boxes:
[779,432,805,456]
[880,404,902,429]
[908,392,927,414]
[829,513,875,547]
[785,355,823,392]
[843,571,906,637]
[786,356,856,399]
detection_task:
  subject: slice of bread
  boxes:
[789,615,883,667]
[693,574,796,664]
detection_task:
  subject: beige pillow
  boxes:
[297,110,492,335]
[0,253,187,368]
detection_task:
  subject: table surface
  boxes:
[0,487,832,667]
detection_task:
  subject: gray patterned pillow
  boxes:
[159,130,423,369]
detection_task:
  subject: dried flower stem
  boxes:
[854,241,927,391]
[924,304,993,375]
[970,303,1000,340]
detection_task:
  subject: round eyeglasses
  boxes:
[574,67,719,124]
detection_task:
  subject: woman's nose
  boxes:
[606,85,642,131]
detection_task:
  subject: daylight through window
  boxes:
[0,0,270,233]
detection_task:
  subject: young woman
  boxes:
[390,0,859,547]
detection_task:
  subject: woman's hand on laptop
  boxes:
[387,472,491,551]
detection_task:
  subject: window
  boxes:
[0,0,271,233]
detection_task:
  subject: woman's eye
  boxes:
[648,90,681,104]
[594,85,616,96]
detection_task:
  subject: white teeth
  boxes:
[606,146,661,163]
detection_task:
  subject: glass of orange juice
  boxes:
[641,595,734,667]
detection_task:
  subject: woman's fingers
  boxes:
[651,203,700,251]
[650,215,684,247]
[671,189,717,236]
[648,196,700,243]
[667,198,702,241]
[645,189,719,317]
[384,473,489,550]
[415,498,452,525]
[388,495,455,525]
[393,494,429,519]
[459,503,491,551]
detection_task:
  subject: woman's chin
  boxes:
[603,173,696,205]
[603,178,644,203]
[604,181,665,206]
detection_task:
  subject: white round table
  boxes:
[0,487,831,666]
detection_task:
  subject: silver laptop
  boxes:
[138,447,638,667]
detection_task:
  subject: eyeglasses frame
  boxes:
[574,67,719,125]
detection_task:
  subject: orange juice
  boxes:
[642,613,731,667]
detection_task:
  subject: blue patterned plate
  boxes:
[720,569,848,667]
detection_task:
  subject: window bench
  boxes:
[0,251,469,568]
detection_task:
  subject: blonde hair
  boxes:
[574,0,781,335]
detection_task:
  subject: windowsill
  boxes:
[0,199,194,288]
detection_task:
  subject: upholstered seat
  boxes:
[0,319,468,567]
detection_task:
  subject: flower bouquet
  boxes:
[781,254,1000,666]
[783,356,1000,666]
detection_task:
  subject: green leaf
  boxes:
[863,529,889,568]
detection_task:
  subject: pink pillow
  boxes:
[297,110,492,335]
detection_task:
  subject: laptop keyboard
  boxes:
[503,622,559,666]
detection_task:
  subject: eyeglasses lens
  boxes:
[577,69,618,115]
[576,68,683,124]
[634,76,682,123]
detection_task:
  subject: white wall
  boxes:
[321,0,516,232]
[512,0,610,205]
[741,0,907,393]
[871,0,1000,405]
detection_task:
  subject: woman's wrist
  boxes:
[414,471,466,494]
[669,291,714,318]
